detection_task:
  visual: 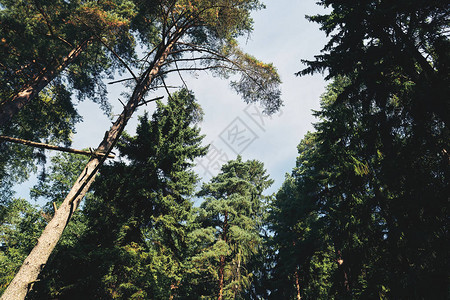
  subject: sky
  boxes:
[14,0,330,201]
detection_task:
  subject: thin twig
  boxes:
[108,77,135,85]
[160,76,173,101]
[174,60,188,89]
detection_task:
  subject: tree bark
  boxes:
[0,39,90,127]
[336,250,350,294]
[218,211,229,300]
[0,36,179,300]
[295,267,301,300]
[0,135,115,158]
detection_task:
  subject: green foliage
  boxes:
[182,157,272,299]
[0,199,46,294]
[31,152,90,209]
[300,0,449,125]
[0,0,138,111]
[0,84,81,203]
[0,0,141,201]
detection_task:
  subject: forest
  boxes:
[0,0,448,299]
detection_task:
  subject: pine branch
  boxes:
[0,135,115,159]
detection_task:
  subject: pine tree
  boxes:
[184,157,272,299]
[0,0,138,205]
[293,1,449,297]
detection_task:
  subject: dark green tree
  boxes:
[299,0,449,126]
[292,2,449,298]
[272,74,448,298]
[270,134,336,300]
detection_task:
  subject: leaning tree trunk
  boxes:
[0,36,178,300]
[0,39,91,127]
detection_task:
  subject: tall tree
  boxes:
[273,74,448,298]
[0,151,89,296]
[2,1,282,298]
[26,89,207,299]
[183,157,272,299]
[270,134,336,300]
[293,2,449,297]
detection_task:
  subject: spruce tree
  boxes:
[27,89,207,299]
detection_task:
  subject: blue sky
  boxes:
[14,0,330,201]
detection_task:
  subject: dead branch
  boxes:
[137,96,164,107]
[0,135,115,159]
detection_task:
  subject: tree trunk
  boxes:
[336,250,350,295]
[218,211,229,300]
[295,267,301,300]
[0,39,90,127]
[218,255,226,300]
[0,36,178,300]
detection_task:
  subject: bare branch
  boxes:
[162,55,229,67]
[157,65,240,77]
[137,95,164,107]
[138,44,159,68]
[174,60,189,89]
[175,43,269,91]
[160,76,174,101]
[0,135,115,158]
[149,85,181,90]
[117,98,126,108]
[108,77,135,85]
